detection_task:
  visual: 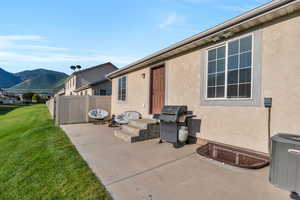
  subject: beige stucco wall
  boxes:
[88,88,93,96]
[111,68,152,118]
[76,88,93,96]
[261,14,300,138]
[65,76,76,96]
[111,13,300,153]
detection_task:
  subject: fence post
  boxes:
[86,95,90,123]
[53,97,56,121]
[55,96,60,125]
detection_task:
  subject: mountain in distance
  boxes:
[0,68,22,88]
[0,68,68,94]
[11,69,68,90]
[15,68,66,82]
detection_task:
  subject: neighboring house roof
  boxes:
[89,79,110,86]
[55,88,65,96]
[65,62,118,83]
[107,0,300,79]
[74,78,109,92]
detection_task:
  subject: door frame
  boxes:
[149,63,166,114]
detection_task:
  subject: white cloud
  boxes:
[0,51,135,65]
[10,44,68,51]
[0,34,135,70]
[159,13,177,28]
[0,42,68,51]
[159,12,186,29]
[0,35,67,52]
[0,35,44,41]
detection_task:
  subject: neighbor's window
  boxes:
[94,89,100,96]
[207,35,252,99]
[100,89,107,96]
[94,89,99,96]
[118,76,127,101]
[94,89,107,96]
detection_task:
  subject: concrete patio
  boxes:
[61,123,289,200]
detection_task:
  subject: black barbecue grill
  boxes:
[159,106,187,123]
[159,105,195,148]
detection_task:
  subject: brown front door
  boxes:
[150,65,165,114]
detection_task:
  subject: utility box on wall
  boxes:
[270,133,300,194]
[264,97,272,108]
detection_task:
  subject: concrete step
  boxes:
[114,129,139,143]
[121,124,141,136]
[129,119,159,129]
[115,118,160,143]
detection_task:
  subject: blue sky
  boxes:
[0,0,269,74]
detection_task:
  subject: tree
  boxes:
[76,65,82,70]
[32,94,43,103]
[70,65,76,71]
[22,92,35,100]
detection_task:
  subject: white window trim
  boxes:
[205,33,254,101]
[117,75,127,103]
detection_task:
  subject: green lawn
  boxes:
[0,104,112,200]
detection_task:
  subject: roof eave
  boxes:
[107,0,300,79]
[74,85,91,92]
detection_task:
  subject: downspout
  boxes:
[267,106,272,154]
[264,97,272,155]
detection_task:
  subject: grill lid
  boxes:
[161,106,187,115]
[159,106,188,122]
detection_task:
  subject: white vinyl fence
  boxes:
[47,96,111,125]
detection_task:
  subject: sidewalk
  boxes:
[61,123,289,200]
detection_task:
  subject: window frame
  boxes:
[205,33,254,101]
[94,88,107,96]
[100,89,107,96]
[206,44,227,99]
[94,88,99,96]
[117,75,127,102]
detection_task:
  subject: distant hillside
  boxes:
[11,72,67,90]
[0,68,68,94]
[0,68,22,88]
[15,69,67,82]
